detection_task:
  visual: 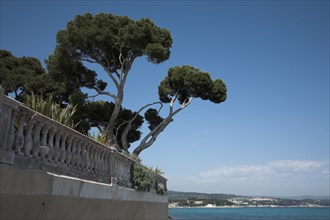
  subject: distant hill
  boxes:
[168,190,329,201]
[168,190,238,201]
[168,190,330,207]
[277,195,330,200]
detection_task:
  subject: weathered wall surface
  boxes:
[0,164,168,220]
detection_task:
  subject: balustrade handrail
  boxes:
[0,88,167,194]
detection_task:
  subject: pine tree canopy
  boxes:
[55,13,173,73]
[158,65,227,105]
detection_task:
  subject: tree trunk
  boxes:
[106,85,124,147]
[132,114,173,156]
[121,122,130,152]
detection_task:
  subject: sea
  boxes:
[169,207,330,220]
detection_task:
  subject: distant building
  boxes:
[194,201,203,205]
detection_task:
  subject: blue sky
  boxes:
[1,0,329,196]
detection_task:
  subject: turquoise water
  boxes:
[169,207,330,220]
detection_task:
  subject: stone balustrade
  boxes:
[0,88,166,192]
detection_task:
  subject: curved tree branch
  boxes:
[132,102,187,156]
[81,58,98,64]
[90,88,117,101]
[170,94,178,114]
[121,101,163,152]
[104,68,119,89]
[182,97,194,108]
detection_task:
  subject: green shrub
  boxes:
[155,182,165,195]
[89,132,111,146]
[23,93,79,128]
[154,167,164,175]
[131,160,153,191]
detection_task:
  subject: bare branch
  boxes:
[89,88,117,101]
[120,101,163,151]
[87,93,101,100]
[104,68,119,89]
[81,58,98,64]
[119,52,125,66]
[118,53,126,83]
[170,94,178,114]
[132,97,192,156]
[103,54,120,77]
[114,69,120,79]
[172,106,184,116]
[182,97,194,108]
[115,120,129,142]
[122,71,129,85]
[139,102,163,115]
[132,116,172,156]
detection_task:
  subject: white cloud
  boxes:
[199,160,329,182]
[168,160,330,196]
[268,160,327,172]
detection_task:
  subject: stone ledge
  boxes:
[0,163,167,203]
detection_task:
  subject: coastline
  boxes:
[169,205,330,209]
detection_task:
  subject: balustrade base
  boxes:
[0,163,168,220]
[0,150,14,165]
[8,154,112,184]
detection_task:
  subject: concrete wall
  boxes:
[0,164,168,219]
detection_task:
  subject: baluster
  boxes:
[70,138,78,167]
[80,142,87,170]
[98,150,104,174]
[90,148,96,173]
[95,149,101,174]
[104,152,109,176]
[102,151,108,175]
[32,122,43,158]
[46,128,56,161]
[108,152,115,178]
[99,150,105,175]
[125,161,131,186]
[79,142,84,170]
[53,130,61,163]
[14,112,26,155]
[65,136,73,166]
[24,118,36,156]
[80,141,85,169]
[119,159,125,181]
[39,125,49,159]
[93,147,98,173]
[126,161,132,184]
[99,150,104,174]
[109,153,114,177]
[100,151,105,174]
[85,144,91,171]
[118,159,124,184]
[84,143,90,170]
[98,150,103,174]
[59,133,68,164]
[113,156,119,178]
[105,152,111,176]
[76,140,82,169]
[6,110,18,152]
